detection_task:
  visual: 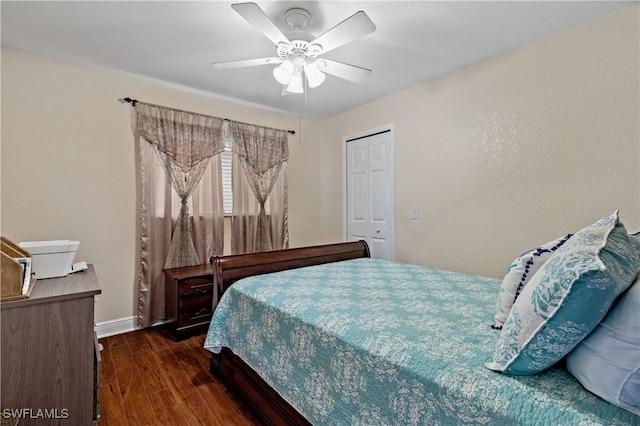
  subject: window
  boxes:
[222,145,233,215]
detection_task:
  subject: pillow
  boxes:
[492,234,573,329]
[486,211,640,375]
[566,272,640,415]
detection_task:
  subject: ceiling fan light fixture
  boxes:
[304,62,326,88]
[273,60,294,85]
[286,67,304,93]
[217,3,376,97]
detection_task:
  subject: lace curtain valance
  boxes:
[135,103,226,172]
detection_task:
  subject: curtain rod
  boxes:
[122,97,295,135]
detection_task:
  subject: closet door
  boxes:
[346,127,395,261]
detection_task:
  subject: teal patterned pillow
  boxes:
[486,211,640,375]
[493,234,573,330]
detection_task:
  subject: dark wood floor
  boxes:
[98,326,260,426]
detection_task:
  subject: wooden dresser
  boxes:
[164,263,215,340]
[0,265,101,425]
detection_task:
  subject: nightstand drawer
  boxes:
[179,279,214,298]
[164,264,214,340]
[179,293,214,326]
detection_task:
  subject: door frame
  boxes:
[342,123,396,260]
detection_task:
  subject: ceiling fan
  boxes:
[213,2,376,94]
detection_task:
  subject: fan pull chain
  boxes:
[303,77,308,147]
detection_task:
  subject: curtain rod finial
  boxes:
[123,97,138,106]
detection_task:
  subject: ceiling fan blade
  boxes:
[231,2,290,46]
[213,57,280,69]
[321,59,371,83]
[310,11,376,54]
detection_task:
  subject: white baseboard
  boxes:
[95,316,168,339]
[95,316,141,338]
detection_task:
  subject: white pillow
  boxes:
[567,261,640,415]
[492,234,572,329]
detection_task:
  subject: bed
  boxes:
[204,240,639,425]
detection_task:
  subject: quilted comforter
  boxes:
[204,258,637,425]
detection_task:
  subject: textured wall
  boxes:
[318,7,639,278]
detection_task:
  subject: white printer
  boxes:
[18,240,80,279]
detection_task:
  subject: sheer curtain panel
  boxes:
[135,102,225,327]
[229,122,289,253]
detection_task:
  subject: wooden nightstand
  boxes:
[164,263,215,340]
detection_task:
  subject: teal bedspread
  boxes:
[204,258,638,425]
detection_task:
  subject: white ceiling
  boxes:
[1,1,636,120]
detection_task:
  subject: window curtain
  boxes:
[229,122,289,253]
[135,102,225,327]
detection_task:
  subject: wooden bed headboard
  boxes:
[210,240,370,297]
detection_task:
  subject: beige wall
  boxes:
[317,7,640,278]
[2,7,638,324]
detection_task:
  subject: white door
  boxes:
[345,127,395,260]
